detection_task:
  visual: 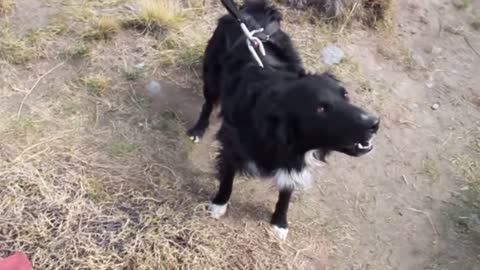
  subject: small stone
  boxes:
[134,63,145,69]
[145,80,162,95]
[321,44,345,66]
[468,214,480,233]
[431,103,440,110]
[432,46,442,55]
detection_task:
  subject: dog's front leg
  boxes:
[209,152,235,219]
[270,189,293,240]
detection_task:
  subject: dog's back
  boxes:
[203,0,305,97]
[187,0,305,141]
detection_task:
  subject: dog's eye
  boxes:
[316,105,326,114]
[340,88,348,99]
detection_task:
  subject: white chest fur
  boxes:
[244,161,313,191]
[273,168,312,190]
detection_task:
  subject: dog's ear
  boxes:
[253,92,291,149]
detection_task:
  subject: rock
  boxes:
[431,103,440,110]
[432,46,442,55]
[145,80,162,96]
[321,44,345,66]
[425,45,442,55]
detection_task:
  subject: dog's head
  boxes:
[254,73,379,160]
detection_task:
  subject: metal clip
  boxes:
[240,23,266,68]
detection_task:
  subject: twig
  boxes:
[464,36,480,58]
[12,135,65,163]
[402,175,409,185]
[17,62,66,117]
[407,207,439,235]
[338,2,359,34]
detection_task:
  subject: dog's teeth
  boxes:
[356,142,372,150]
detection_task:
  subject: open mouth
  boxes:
[354,138,373,151]
[339,137,375,157]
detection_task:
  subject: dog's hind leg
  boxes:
[270,189,293,240]
[187,65,218,143]
[209,148,236,219]
[187,99,215,143]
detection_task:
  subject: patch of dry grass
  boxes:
[80,73,113,96]
[0,34,38,65]
[124,0,186,32]
[83,16,121,41]
[448,155,480,235]
[64,43,90,60]
[0,160,301,269]
[0,0,15,15]
[377,40,418,71]
[155,25,207,72]
[0,23,66,65]
[452,155,480,191]
[285,0,394,30]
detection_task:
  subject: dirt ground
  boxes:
[1,0,479,269]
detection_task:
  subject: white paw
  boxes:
[189,136,200,143]
[271,225,288,240]
[208,203,228,219]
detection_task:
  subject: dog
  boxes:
[188,0,380,240]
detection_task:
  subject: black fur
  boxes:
[189,0,380,234]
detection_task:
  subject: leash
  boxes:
[220,0,267,67]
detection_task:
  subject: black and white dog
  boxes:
[188,0,379,240]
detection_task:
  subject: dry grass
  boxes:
[0,83,309,270]
[448,155,480,235]
[79,73,113,96]
[0,37,37,65]
[452,155,480,191]
[124,0,186,33]
[83,16,121,40]
[0,23,67,65]
[64,43,90,60]
[285,0,394,29]
[0,0,14,14]
[155,25,208,72]
[0,27,40,65]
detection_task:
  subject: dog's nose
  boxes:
[361,114,380,133]
[369,117,380,133]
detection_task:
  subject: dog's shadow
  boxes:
[139,80,274,222]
